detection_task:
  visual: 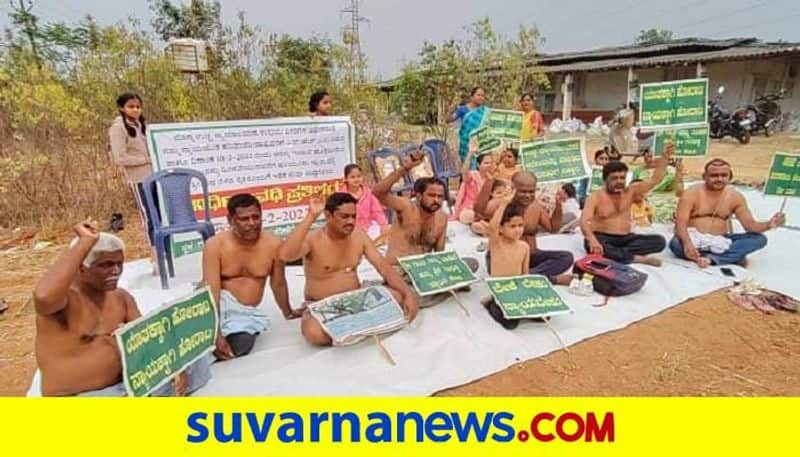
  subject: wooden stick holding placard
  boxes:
[779,197,788,214]
[544,319,569,353]
[373,335,396,366]
[450,290,470,317]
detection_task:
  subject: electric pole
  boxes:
[340,0,368,86]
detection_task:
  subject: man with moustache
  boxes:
[371,149,480,302]
[669,158,783,268]
[34,220,210,396]
[279,192,419,346]
[580,145,675,266]
[202,193,294,360]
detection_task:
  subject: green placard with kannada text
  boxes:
[653,124,709,157]
[398,251,478,296]
[640,78,708,129]
[764,152,800,197]
[486,109,524,139]
[470,125,502,154]
[116,287,218,397]
[520,138,590,183]
[589,167,604,193]
[486,275,572,319]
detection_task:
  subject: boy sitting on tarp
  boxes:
[482,188,532,328]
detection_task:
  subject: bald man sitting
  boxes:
[475,170,574,285]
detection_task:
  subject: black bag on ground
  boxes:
[573,254,648,296]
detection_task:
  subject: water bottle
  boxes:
[568,276,583,295]
[581,274,595,295]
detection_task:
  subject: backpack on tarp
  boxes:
[573,254,648,296]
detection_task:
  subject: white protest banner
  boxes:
[307,286,406,346]
[147,117,355,255]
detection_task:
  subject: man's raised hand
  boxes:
[403,149,425,171]
[308,195,325,217]
[74,218,99,240]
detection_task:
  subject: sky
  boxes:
[2,0,799,79]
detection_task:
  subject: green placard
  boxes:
[640,78,708,129]
[764,152,800,197]
[588,167,604,192]
[519,138,590,183]
[653,124,709,157]
[470,125,502,154]
[486,109,524,139]
[486,274,572,319]
[398,251,478,296]
[116,287,218,397]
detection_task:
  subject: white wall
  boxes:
[550,55,800,114]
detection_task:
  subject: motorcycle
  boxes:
[746,89,785,137]
[708,86,751,144]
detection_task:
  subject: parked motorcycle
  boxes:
[746,89,786,137]
[708,86,751,144]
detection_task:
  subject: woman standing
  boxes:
[447,87,488,169]
[108,92,155,248]
[309,90,333,116]
[519,93,545,140]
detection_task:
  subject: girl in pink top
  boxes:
[453,145,496,224]
[340,164,389,239]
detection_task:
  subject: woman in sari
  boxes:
[447,87,488,169]
[519,93,545,140]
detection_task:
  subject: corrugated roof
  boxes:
[539,43,800,73]
[538,37,756,65]
[374,37,800,88]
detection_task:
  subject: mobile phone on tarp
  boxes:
[720,267,735,277]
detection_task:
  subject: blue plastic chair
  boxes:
[366,147,412,195]
[423,139,462,208]
[366,147,411,224]
[142,168,216,289]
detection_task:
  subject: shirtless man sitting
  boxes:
[202,193,293,360]
[580,145,674,266]
[34,220,210,396]
[372,150,479,291]
[278,192,419,346]
[475,170,574,285]
[669,158,784,267]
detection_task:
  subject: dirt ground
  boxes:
[1,133,799,396]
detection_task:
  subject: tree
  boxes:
[635,28,674,45]
[7,1,103,71]
[149,0,222,42]
[395,17,549,139]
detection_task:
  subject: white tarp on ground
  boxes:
[27,187,798,396]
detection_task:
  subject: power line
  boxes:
[567,0,714,48]
[703,9,800,38]
[670,0,769,32]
